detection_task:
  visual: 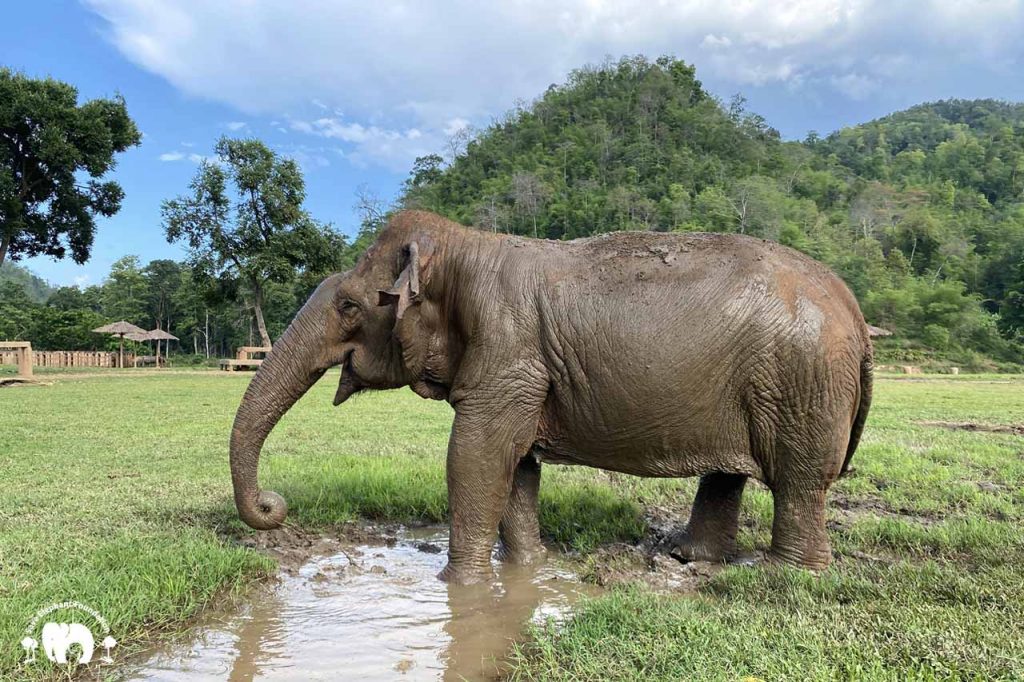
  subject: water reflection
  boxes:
[128,528,597,681]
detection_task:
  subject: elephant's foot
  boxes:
[496,540,548,566]
[769,487,832,570]
[668,528,737,564]
[437,562,492,585]
[767,541,831,571]
[671,472,747,564]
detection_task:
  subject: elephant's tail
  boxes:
[840,346,873,477]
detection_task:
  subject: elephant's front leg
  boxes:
[498,455,547,565]
[440,401,541,584]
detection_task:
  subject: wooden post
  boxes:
[17,344,32,378]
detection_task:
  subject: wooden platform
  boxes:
[219,346,272,371]
[219,358,265,371]
[0,341,33,378]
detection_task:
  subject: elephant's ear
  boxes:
[377,239,434,319]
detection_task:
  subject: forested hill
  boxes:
[402,57,1024,366]
[0,262,52,302]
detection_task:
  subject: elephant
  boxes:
[41,622,95,664]
[230,210,872,584]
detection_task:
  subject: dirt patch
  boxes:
[234,520,410,574]
[566,505,766,592]
[0,377,49,387]
[829,492,940,530]
[577,542,743,592]
[916,420,1024,436]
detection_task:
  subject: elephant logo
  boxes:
[21,601,116,668]
[41,622,95,664]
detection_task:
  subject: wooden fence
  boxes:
[0,350,135,368]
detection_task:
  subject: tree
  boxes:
[511,171,549,237]
[162,137,345,348]
[0,281,38,340]
[143,259,183,332]
[0,68,140,267]
[102,255,150,325]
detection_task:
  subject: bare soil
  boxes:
[916,420,1024,435]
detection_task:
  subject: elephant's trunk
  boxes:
[229,291,330,530]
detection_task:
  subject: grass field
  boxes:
[1,371,1023,679]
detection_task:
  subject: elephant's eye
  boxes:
[339,300,361,317]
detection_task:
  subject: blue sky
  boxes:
[4,0,1023,286]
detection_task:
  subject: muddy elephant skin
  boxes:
[230,210,872,583]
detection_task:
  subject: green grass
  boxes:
[1,373,1023,679]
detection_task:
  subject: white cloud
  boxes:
[444,117,471,136]
[225,121,247,131]
[87,0,1024,161]
[278,144,333,171]
[159,150,219,164]
[700,34,732,50]
[830,72,877,101]
[287,116,434,171]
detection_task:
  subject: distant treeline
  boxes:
[4,56,1023,367]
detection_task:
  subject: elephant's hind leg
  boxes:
[766,420,849,569]
[768,485,831,569]
[670,472,747,563]
[497,455,547,565]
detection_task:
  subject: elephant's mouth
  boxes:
[411,368,449,401]
[411,379,448,401]
[333,350,362,405]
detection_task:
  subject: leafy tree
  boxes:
[0,281,38,340]
[0,68,140,267]
[102,255,149,324]
[143,259,182,331]
[162,137,346,347]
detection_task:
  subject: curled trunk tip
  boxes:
[237,489,288,530]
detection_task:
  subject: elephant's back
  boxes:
[537,229,869,401]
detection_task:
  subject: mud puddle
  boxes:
[124,527,600,681]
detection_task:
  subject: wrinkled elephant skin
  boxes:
[230,211,872,583]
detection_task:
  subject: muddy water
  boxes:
[126,528,599,681]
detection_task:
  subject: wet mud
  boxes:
[124,527,600,681]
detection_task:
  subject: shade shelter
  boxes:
[145,329,179,365]
[126,329,179,366]
[92,321,147,368]
[124,330,151,365]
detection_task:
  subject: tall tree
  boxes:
[102,255,149,323]
[162,137,345,347]
[0,68,140,267]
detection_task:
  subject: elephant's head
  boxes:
[230,212,462,530]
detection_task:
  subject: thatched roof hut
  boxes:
[92,321,147,368]
[125,329,179,365]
